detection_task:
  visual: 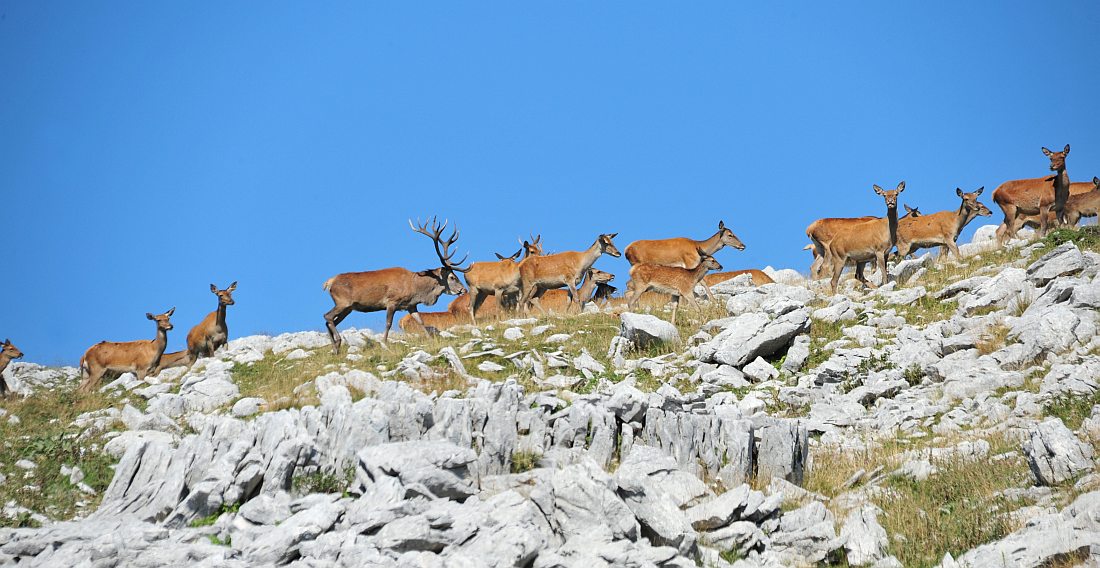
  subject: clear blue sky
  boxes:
[3,2,1099,365]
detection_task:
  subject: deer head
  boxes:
[1,339,23,360]
[410,217,469,296]
[699,255,723,271]
[717,220,746,251]
[520,234,543,258]
[1041,144,1070,172]
[210,282,237,306]
[1093,176,1099,190]
[146,308,175,332]
[873,181,906,211]
[598,233,622,257]
[956,187,992,217]
[903,204,923,217]
[586,268,615,285]
[494,249,524,261]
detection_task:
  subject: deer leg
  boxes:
[79,368,104,393]
[324,305,352,353]
[470,289,486,326]
[671,295,681,325]
[566,283,579,312]
[877,251,889,287]
[382,306,397,342]
[946,240,961,258]
[0,376,9,397]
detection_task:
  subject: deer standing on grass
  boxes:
[895,188,991,259]
[626,255,722,324]
[537,268,615,313]
[464,235,543,324]
[79,308,175,393]
[995,179,1097,241]
[323,218,469,352]
[704,269,775,287]
[517,233,621,314]
[158,282,237,372]
[992,145,1072,244]
[0,339,24,397]
[807,205,921,279]
[824,182,905,293]
[624,221,744,269]
[1063,177,1100,227]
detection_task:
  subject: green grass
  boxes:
[1043,391,1100,431]
[291,465,356,496]
[805,318,845,370]
[0,387,123,526]
[510,450,542,473]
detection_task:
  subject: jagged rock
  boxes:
[769,501,845,565]
[1027,242,1091,286]
[615,447,700,554]
[241,500,343,564]
[696,308,810,368]
[503,327,524,341]
[755,419,809,485]
[782,335,810,374]
[357,440,477,500]
[238,492,292,525]
[841,505,888,566]
[1010,304,1097,356]
[890,253,933,285]
[743,357,779,382]
[813,299,858,323]
[956,268,1026,315]
[1024,418,1095,486]
[1041,359,1100,397]
[619,313,680,348]
[232,397,265,418]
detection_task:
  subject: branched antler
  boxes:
[409,216,468,272]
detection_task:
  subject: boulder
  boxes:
[619,313,680,348]
[1024,418,1095,486]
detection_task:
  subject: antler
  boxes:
[409,216,469,272]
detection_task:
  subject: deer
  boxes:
[517,233,621,314]
[994,179,1096,242]
[464,235,543,325]
[807,204,921,279]
[79,308,175,393]
[1061,177,1100,227]
[824,182,905,293]
[537,268,615,313]
[0,339,24,397]
[626,255,722,324]
[992,145,1072,244]
[704,269,775,287]
[323,217,468,352]
[895,188,992,259]
[624,221,744,269]
[158,282,238,373]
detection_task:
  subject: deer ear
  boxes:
[1042,147,1053,156]
[228,282,237,292]
[166,307,175,317]
[956,188,964,197]
[718,220,725,230]
[494,252,506,260]
[146,313,155,320]
[211,284,218,293]
[609,233,618,238]
[896,181,906,192]
[1093,176,1099,185]
[873,185,884,195]
[975,187,984,196]
[1064,144,1070,154]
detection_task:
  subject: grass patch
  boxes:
[1040,225,1100,252]
[291,465,356,496]
[510,450,542,473]
[0,387,123,525]
[1043,391,1100,431]
[894,295,957,327]
[976,323,1012,355]
[805,318,844,370]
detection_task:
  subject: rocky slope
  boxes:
[1,225,1099,567]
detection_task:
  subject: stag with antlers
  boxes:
[322,217,469,352]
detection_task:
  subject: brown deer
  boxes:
[158,282,238,372]
[995,179,1096,241]
[895,188,991,258]
[323,218,468,352]
[0,339,24,397]
[992,145,1071,244]
[624,221,744,269]
[704,269,775,287]
[537,268,615,313]
[825,182,905,293]
[517,233,621,314]
[626,255,723,324]
[464,235,543,324]
[1062,177,1100,227]
[79,308,175,393]
[807,204,921,279]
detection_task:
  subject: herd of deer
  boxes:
[1,146,1097,396]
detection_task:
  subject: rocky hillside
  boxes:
[1,225,1099,568]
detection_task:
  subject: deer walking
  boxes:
[624,221,744,269]
[0,339,24,397]
[825,182,905,293]
[536,268,615,313]
[992,145,1072,244]
[517,233,621,314]
[895,188,992,258]
[626,255,722,324]
[79,308,175,393]
[158,282,237,372]
[323,218,468,352]
[1063,177,1100,227]
[464,235,543,324]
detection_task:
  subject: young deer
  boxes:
[398,291,504,335]
[704,269,775,287]
[896,188,991,258]
[159,282,238,372]
[1063,177,1100,227]
[0,339,24,397]
[323,217,469,351]
[625,221,744,269]
[517,233,621,314]
[537,268,615,313]
[825,182,905,293]
[993,144,1072,243]
[79,308,175,393]
[807,204,921,279]
[464,235,543,324]
[626,255,722,324]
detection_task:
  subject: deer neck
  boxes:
[697,230,725,255]
[887,206,899,246]
[153,326,169,359]
[0,353,10,369]
[576,277,598,303]
[1054,167,1070,201]
[579,241,603,275]
[216,302,228,331]
[954,203,976,239]
[691,262,712,284]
